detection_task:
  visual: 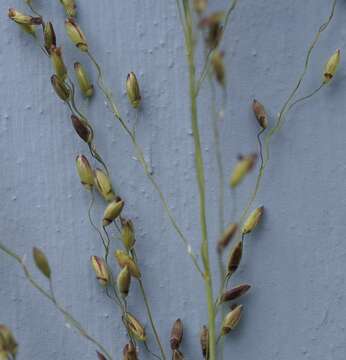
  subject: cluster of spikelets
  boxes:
[6,0,342,359]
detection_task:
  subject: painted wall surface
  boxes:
[1,1,346,359]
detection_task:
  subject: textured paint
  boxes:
[1,0,346,359]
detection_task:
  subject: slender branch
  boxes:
[209,70,227,360]
[0,241,113,360]
[138,279,165,360]
[181,1,216,359]
[237,0,336,230]
[130,249,166,360]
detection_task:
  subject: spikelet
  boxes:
[170,319,183,350]
[217,223,238,253]
[117,266,131,298]
[102,199,125,226]
[126,72,141,108]
[323,49,341,84]
[32,247,51,279]
[90,256,109,287]
[229,154,257,188]
[227,241,243,276]
[221,305,243,335]
[242,206,264,235]
[114,250,141,278]
[220,284,251,303]
[123,313,146,342]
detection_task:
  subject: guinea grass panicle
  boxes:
[3,0,341,359]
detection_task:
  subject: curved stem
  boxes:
[237,0,336,229]
[0,241,113,360]
[257,128,265,168]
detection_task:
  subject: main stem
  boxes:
[183,3,216,359]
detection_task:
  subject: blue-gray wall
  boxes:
[1,0,346,359]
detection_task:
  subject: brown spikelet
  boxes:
[252,99,268,129]
[220,284,251,303]
[123,342,138,360]
[71,115,92,144]
[170,318,183,350]
[227,241,243,276]
[217,223,238,253]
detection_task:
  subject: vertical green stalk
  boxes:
[182,2,216,359]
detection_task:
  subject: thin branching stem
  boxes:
[131,249,166,360]
[0,241,113,360]
[237,0,336,226]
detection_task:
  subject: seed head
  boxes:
[200,325,209,358]
[76,155,94,190]
[65,18,88,52]
[227,241,243,276]
[74,62,94,97]
[32,247,51,279]
[252,99,268,129]
[221,305,243,335]
[44,22,56,54]
[229,153,257,188]
[121,219,135,250]
[0,325,18,359]
[170,319,183,350]
[217,223,238,253]
[94,169,115,202]
[242,206,264,235]
[220,284,251,303]
[71,115,92,144]
[211,50,225,87]
[114,250,141,278]
[123,313,146,342]
[90,256,109,287]
[60,0,77,17]
[103,199,125,226]
[324,49,341,84]
[126,72,141,109]
[51,75,70,101]
[51,45,67,81]
[117,266,131,298]
[8,8,42,25]
[123,342,138,360]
